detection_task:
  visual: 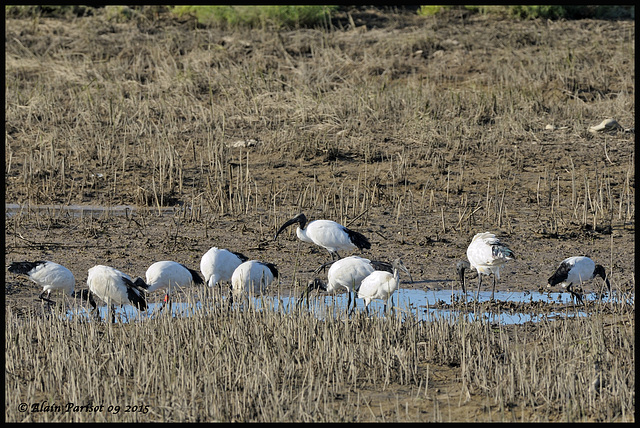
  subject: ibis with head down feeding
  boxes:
[547,256,610,304]
[306,256,412,314]
[457,232,515,301]
[200,247,248,288]
[231,260,279,303]
[8,260,92,306]
[144,260,203,311]
[86,265,148,323]
[274,213,371,261]
[358,258,410,314]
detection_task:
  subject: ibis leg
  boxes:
[491,276,497,302]
[39,290,56,306]
[475,275,483,301]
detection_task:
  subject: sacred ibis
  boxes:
[230,260,278,304]
[200,247,248,288]
[457,232,515,301]
[305,256,412,314]
[358,258,410,314]
[274,212,371,260]
[547,256,611,304]
[86,265,148,323]
[7,260,93,306]
[144,261,203,311]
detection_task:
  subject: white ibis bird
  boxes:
[86,265,148,323]
[144,261,204,310]
[200,247,248,288]
[7,260,92,306]
[230,260,278,302]
[274,213,371,260]
[358,258,410,314]
[457,232,515,301]
[547,256,611,304]
[306,256,412,314]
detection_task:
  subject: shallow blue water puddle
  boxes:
[66,287,629,325]
[284,289,595,324]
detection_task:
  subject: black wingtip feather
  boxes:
[8,261,47,275]
[370,260,393,273]
[189,267,204,285]
[233,251,249,262]
[345,228,371,250]
[548,261,571,287]
[264,262,279,279]
[122,276,148,311]
[178,263,204,286]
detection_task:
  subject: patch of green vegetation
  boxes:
[508,5,572,20]
[171,5,337,29]
[418,5,634,20]
[416,5,447,16]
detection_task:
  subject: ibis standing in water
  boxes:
[230,260,278,305]
[457,232,515,301]
[7,260,93,306]
[547,256,611,304]
[86,265,148,323]
[306,256,412,314]
[200,247,248,288]
[274,213,371,261]
[144,261,204,312]
[358,258,410,314]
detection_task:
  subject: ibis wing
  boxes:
[548,260,572,287]
[122,276,148,311]
[344,227,371,250]
[8,261,47,275]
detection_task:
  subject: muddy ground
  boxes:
[4,7,635,422]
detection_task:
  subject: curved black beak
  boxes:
[297,278,326,308]
[307,277,327,293]
[132,276,149,291]
[74,289,97,311]
[313,261,335,275]
[38,291,56,306]
[399,262,414,284]
[274,214,304,241]
[392,258,414,284]
[456,260,470,294]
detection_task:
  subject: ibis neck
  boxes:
[296,227,314,244]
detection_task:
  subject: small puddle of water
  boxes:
[65,288,627,324]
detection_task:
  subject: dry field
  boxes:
[4,7,635,422]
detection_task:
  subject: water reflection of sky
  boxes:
[66,287,630,325]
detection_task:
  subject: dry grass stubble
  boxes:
[5,292,634,422]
